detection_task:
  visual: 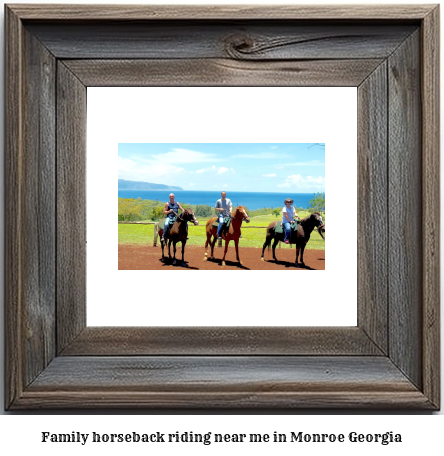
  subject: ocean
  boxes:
[118,190,319,210]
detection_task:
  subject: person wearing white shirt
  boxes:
[282,198,298,244]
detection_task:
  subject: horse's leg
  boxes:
[234,238,242,266]
[295,246,300,266]
[181,240,187,266]
[210,230,217,259]
[172,241,177,265]
[204,231,209,260]
[300,244,306,267]
[261,234,273,260]
[159,229,165,259]
[221,240,230,266]
[272,237,279,262]
[204,231,212,260]
[168,240,172,259]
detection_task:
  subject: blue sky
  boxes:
[118,143,325,193]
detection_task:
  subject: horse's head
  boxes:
[182,208,199,225]
[312,212,325,239]
[311,211,324,226]
[317,223,325,240]
[234,206,250,223]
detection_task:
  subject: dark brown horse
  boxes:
[158,208,199,266]
[261,212,325,267]
[204,206,250,266]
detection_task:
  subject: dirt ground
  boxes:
[119,244,325,270]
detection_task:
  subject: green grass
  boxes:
[118,210,325,250]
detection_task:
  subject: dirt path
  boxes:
[119,244,325,270]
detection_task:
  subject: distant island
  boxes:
[118,179,183,191]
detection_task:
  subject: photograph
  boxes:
[118,143,325,271]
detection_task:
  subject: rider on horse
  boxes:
[215,191,232,239]
[161,193,186,241]
[282,198,299,244]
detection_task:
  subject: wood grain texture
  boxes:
[56,62,87,353]
[4,5,440,410]
[61,327,382,356]
[357,62,388,354]
[7,4,435,20]
[26,22,416,60]
[13,356,432,409]
[5,8,58,409]
[5,4,24,410]
[15,390,433,410]
[21,28,57,388]
[421,6,440,409]
[388,31,422,389]
[64,59,384,87]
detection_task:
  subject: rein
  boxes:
[300,214,324,233]
[176,209,195,223]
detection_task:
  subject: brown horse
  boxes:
[158,208,199,266]
[204,206,250,266]
[261,212,325,267]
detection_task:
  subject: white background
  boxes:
[0,0,442,449]
[87,87,357,326]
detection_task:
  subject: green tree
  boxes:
[150,206,164,221]
[118,198,143,221]
[272,208,281,218]
[195,204,214,217]
[308,192,325,214]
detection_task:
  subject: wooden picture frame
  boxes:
[5,4,440,409]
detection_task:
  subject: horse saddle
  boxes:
[276,221,298,235]
[212,216,231,229]
[161,217,176,230]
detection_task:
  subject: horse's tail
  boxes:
[158,219,164,238]
[266,226,275,252]
[205,217,217,228]
[206,217,217,233]
[261,223,276,259]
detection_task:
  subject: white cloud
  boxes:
[274,160,325,168]
[194,165,234,175]
[217,167,229,174]
[231,152,288,159]
[151,148,222,163]
[195,165,217,174]
[118,156,184,181]
[277,174,325,190]
[223,184,228,188]
[262,173,277,177]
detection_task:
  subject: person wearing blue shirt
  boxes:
[161,193,186,241]
[215,191,232,239]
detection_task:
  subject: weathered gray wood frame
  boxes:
[5,5,440,409]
